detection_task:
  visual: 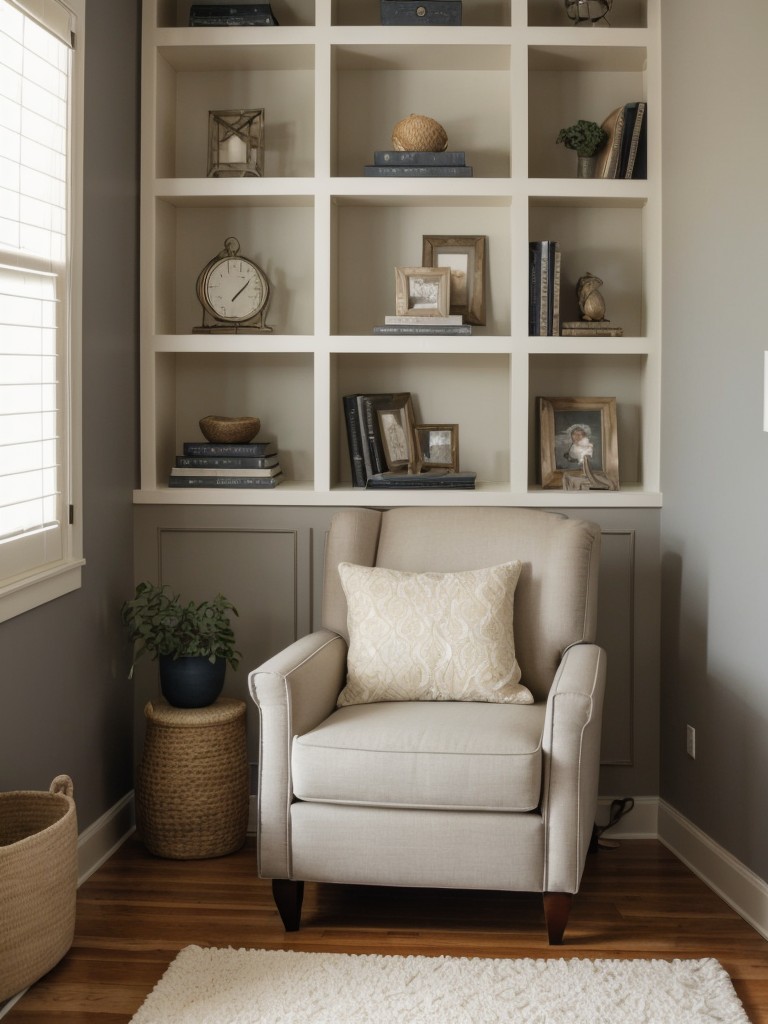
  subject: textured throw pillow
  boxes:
[336,561,533,707]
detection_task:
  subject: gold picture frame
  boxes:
[394,266,451,318]
[538,396,619,489]
[422,235,486,325]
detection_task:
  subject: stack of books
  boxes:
[560,320,624,338]
[596,101,647,179]
[363,151,472,177]
[342,392,475,489]
[528,241,561,337]
[168,439,283,489]
[373,314,470,336]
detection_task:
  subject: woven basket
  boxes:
[0,776,78,1002]
[136,698,249,859]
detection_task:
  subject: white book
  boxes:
[170,465,281,477]
[384,314,463,326]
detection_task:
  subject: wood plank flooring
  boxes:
[4,836,767,1022]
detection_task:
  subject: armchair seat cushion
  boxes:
[291,700,547,812]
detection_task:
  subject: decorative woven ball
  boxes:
[391,114,448,153]
[199,415,260,444]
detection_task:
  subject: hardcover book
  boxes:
[182,441,277,457]
[170,465,281,477]
[384,314,463,325]
[168,473,283,488]
[380,0,461,25]
[373,151,466,166]
[363,165,473,177]
[189,4,278,24]
[174,455,279,469]
[365,469,476,489]
[529,241,560,337]
[373,324,472,335]
[342,394,367,488]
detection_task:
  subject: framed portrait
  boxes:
[538,396,619,489]
[421,235,486,325]
[394,266,451,318]
[412,424,459,472]
[376,394,416,471]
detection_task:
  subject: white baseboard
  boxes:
[77,788,136,885]
[658,799,768,942]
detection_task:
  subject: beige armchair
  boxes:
[249,507,606,944]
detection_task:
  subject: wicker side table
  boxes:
[136,697,248,859]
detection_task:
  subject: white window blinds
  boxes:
[0,0,76,588]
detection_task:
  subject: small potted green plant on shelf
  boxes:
[555,119,608,177]
[122,581,240,708]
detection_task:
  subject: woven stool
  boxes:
[136,698,248,859]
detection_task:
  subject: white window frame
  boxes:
[0,0,85,624]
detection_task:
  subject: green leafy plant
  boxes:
[122,581,241,677]
[555,120,607,158]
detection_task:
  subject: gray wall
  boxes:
[660,0,768,880]
[0,2,140,831]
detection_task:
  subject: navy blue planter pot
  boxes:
[158,655,226,708]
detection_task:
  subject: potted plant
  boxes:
[122,581,241,708]
[555,119,608,177]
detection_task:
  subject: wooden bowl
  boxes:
[199,415,261,444]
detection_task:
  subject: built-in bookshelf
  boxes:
[137,0,660,507]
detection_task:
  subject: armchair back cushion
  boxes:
[322,507,600,702]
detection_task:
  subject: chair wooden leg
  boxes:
[272,879,304,931]
[543,892,573,945]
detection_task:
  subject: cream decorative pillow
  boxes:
[336,561,532,707]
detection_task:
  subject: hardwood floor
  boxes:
[4,836,767,1022]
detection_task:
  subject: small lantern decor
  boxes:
[564,0,612,25]
[207,109,265,178]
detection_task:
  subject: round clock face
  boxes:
[201,256,268,323]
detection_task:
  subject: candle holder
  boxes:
[207,109,265,178]
[564,0,612,25]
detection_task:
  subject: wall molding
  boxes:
[77,789,136,885]
[658,800,768,942]
[598,795,659,838]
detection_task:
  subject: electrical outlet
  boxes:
[686,724,696,759]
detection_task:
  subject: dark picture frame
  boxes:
[412,424,459,472]
[538,396,619,489]
[421,235,486,325]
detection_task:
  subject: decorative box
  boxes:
[380,0,462,26]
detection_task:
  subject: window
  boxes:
[0,0,84,622]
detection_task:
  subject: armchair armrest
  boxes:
[541,642,607,894]
[249,629,347,879]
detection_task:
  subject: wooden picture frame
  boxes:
[422,235,486,325]
[412,424,459,472]
[538,396,619,489]
[394,266,451,318]
[376,395,417,471]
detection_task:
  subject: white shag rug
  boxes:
[130,946,750,1024]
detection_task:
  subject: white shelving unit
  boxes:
[137,0,661,507]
